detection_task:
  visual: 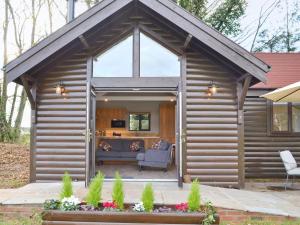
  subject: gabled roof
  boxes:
[252,53,300,89]
[5,0,270,83]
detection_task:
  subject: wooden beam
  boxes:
[133,25,140,78]
[79,35,90,50]
[239,76,252,110]
[20,75,36,110]
[183,34,192,49]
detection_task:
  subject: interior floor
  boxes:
[96,163,177,180]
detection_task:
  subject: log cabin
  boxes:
[4,0,271,188]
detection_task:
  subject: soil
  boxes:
[0,143,29,188]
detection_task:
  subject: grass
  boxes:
[0,213,42,225]
[221,219,300,225]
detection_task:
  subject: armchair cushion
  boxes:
[144,150,169,163]
[136,153,145,161]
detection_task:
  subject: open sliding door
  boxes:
[85,82,96,186]
[176,82,183,187]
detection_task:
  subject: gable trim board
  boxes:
[5,0,269,83]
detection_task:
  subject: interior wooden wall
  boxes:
[159,102,176,143]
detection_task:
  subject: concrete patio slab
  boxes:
[0,182,300,218]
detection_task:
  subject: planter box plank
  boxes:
[43,222,200,225]
[43,211,219,225]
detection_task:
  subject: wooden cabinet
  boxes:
[96,108,127,131]
[159,102,176,144]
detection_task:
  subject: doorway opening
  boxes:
[93,90,179,181]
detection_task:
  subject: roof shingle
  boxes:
[253,53,300,89]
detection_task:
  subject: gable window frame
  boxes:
[92,25,181,78]
[268,100,300,136]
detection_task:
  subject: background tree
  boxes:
[178,0,247,37]
[252,0,300,52]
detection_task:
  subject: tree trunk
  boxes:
[14,89,27,132]
[8,85,19,126]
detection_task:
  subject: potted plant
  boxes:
[42,173,219,225]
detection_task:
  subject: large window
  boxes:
[140,33,180,77]
[129,113,151,131]
[92,28,180,78]
[93,35,133,77]
[270,102,300,135]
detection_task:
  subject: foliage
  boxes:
[60,172,73,200]
[206,0,247,36]
[188,179,201,212]
[202,201,216,225]
[60,196,80,211]
[178,0,207,19]
[43,199,60,210]
[0,212,42,225]
[112,172,124,210]
[133,202,145,212]
[86,171,105,208]
[177,0,247,37]
[141,183,154,212]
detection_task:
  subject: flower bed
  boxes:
[42,209,219,225]
[42,172,219,225]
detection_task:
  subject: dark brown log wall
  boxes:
[185,51,239,187]
[244,91,300,178]
[34,52,87,181]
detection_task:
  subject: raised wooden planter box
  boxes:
[42,210,220,225]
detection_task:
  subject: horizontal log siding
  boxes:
[185,51,239,187]
[244,93,300,178]
[35,52,87,181]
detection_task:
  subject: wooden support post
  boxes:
[20,75,36,110]
[236,75,252,189]
[133,25,140,78]
[183,34,192,49]
[239,76,252,110]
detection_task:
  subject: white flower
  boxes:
[133,202,145,212]
[61,195,80,205]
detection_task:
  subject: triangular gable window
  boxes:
[93,35,133,77]
[140,32,180,77]
[93,30,180,78]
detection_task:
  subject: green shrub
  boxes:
[43,199,60,210]
[141,183,154,212]
[86,171,105,207]
[60,172,73,200]
[112,172,124,210]
[188,179,200,212]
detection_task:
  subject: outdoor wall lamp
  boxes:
[207,81,217,96]
[56,81,66,96]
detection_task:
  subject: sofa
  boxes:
[96,138,145,164]
[136,140,172,171]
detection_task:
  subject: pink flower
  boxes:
[175,203,188,212]
[103,201,117,209]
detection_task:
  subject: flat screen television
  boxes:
[111,120,125,128]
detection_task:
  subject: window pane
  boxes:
[292,104,300,132]
[93,35,133,77]
[140,113,150,130]
[273,102,288,132]
[129,114,139,131]
[140,33,180,77]
[129,113,150,131]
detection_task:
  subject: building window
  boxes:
[129,113,151,131]
[93,35,133,77]
[92,27,181,78]
[140,32,180,77]
[270,102,300,135]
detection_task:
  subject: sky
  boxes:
[0,0,298,128]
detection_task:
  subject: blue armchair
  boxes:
[136,140,172,171]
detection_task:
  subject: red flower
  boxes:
[175,203,188,212]
[103,201,117,209]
